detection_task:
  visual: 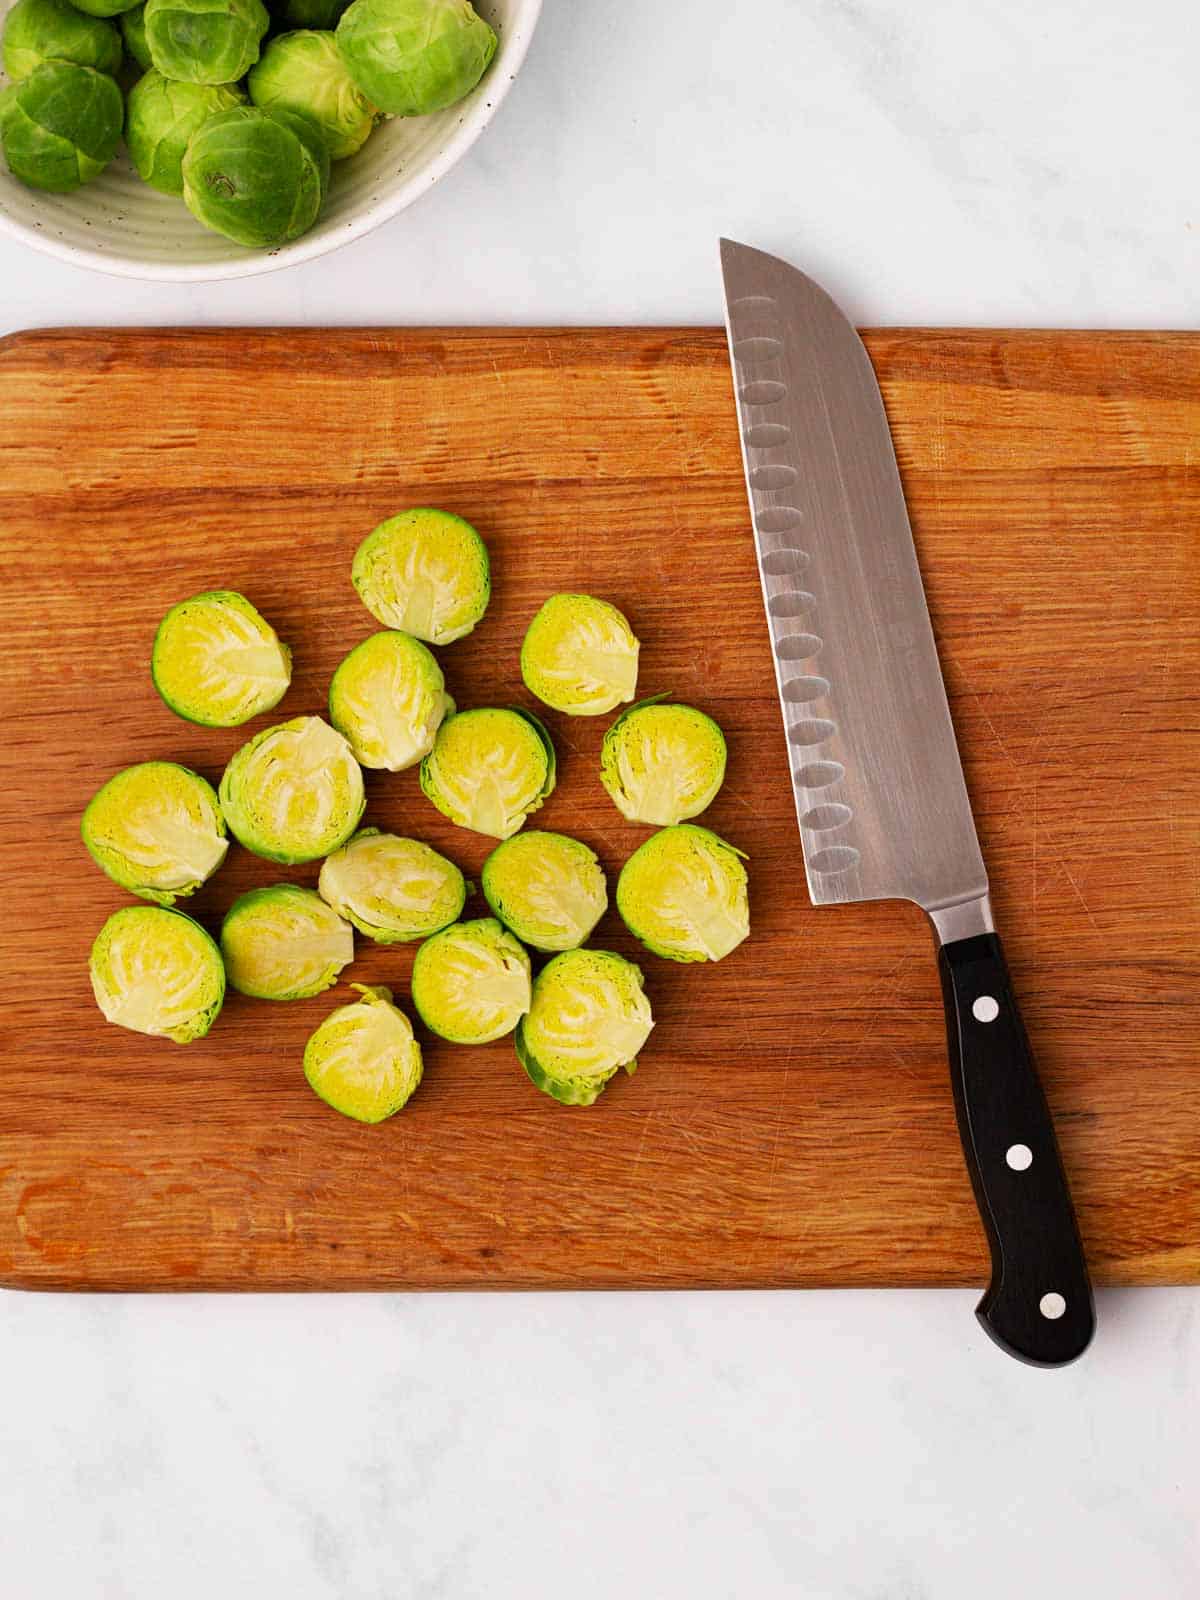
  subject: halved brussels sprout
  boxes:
[328,630,453,772]
[181,104,326,247]
[126,73,245,196]
[304,982,422,1122]
[617,824,749,964]
[3,0,122,82]
[1,60,122,192]
[419,707,555,840]
[144,0,268,83]
[520,593,640,717]
[82,761,228,904]
[219,715,364,864]
[220,884,354,999]
[121,3,152,68]
[411,917,531,1044]
[90,905,225,1043]
[335,0,495,117]
[249,29,376,160]
[318,827,465,942]
[600,698,727,826]
[152,590,290,722]
[352,508,489,646]
[481,830,607,953]
[515,948,653,1107]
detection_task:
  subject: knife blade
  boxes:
[720,238,1094,1366]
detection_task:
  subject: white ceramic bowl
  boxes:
[0,0,540,280]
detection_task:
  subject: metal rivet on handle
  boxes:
[972,995,999,1023]
[1006,1144,1033,1171]
[1039,1293,1066,1320]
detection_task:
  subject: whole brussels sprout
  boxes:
[617,824,749,964]
[152,587,289,716]
[272,0,348,29]
[182,104,325,246]
[328,629,452,772]
[600,698,727,826]
[121,3,152,68]
[520,593,640,717]
[318,827,466,943]
[3,0,122,82]
[128,74,247,194]
[515,948,654,1107]
[335,0,494,118]
[1,60,122,192]
[304,983,423,1122]
[144,0,268,84]
[410,917,531,1045]
[420,707,555,840]
[90,905,225,1044]
[481,831,608,954]
[352,508,489,646]
[249,28,375,160]
[219,715,364,863]
[221,884,354,1000]
[82,760,228,905]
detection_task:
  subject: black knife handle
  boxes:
[938,932,1094,1366]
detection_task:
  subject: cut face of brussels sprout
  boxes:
[121,3,152,68]
[328,630,453,772]
[3,0,123,82]
[352,508,490,646]
[126,73,245,196]
[520,593,640,717]
[411,917,531,1044]
[481,830,607,953]
[515,948,653,1107]
[617,824,749,964]
[82,761,228,904]
[600,699,728,826]
[335,0,495,117]
[318,827,465,943]
[304,983,423,1122]
[151,589,290,723]
[249,29,376,161]
[420,707,555,840]
[181,104,324,247]
[1,60,122,192]
[90,905,225,1043]
[144,0,268,83]
[220,884,353,1000]
[219,715,364,864]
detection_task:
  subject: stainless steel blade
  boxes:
[720,239,990,941]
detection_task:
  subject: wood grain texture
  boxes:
[0,326,1195,1293]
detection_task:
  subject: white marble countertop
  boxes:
[1,3,1196,1595]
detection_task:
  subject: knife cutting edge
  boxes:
[719,238,1095,1366]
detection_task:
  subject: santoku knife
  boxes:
[720,239,1094,1366]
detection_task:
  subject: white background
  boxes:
[1,3,1196,1595]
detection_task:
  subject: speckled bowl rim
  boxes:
[0,0,541,283]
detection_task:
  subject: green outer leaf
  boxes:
[335,0,495,117]
[2,0,123,82]
[144,0,268,83]
[248,29,376,161]
[1,60,122,191]
[181,103,323,247]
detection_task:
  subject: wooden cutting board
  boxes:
[0,326,1195,1293]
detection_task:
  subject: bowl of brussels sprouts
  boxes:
[0,0,539,278]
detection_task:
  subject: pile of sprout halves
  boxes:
[83,506,750,1122]
[0,0,496,250]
